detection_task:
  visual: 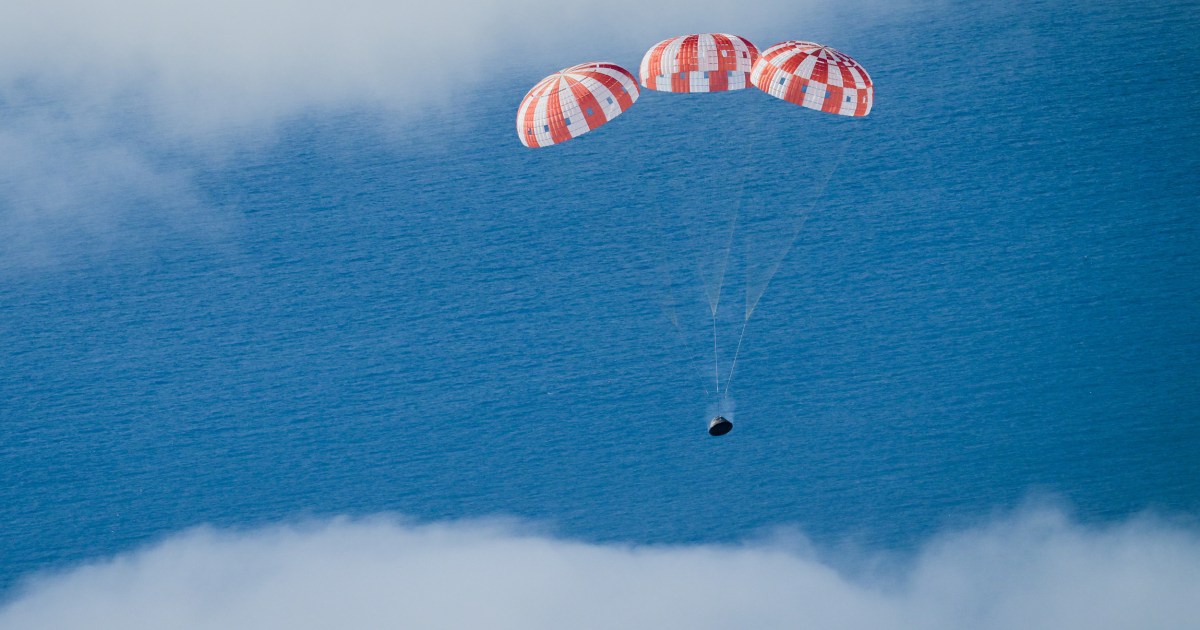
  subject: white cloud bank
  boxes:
[2,508,1198,629]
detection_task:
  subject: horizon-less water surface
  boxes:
[1,0,1198,596]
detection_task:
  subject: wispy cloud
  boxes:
[0,0,841,122]
[2,508,1196,629]
[0,105,221,267]
[1,0,872,267]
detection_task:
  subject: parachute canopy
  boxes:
[751,41,873,116]
[517,62,640,148]
[640,34,759,93]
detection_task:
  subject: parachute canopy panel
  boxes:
[751,41,873,116]
[640,34,759,93]
[517,62,640,148]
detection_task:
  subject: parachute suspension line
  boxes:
[712,309,722,415]
[652,193,686,334]
[708,207,739,316]
[707,220,729,412]
[706,119,766,408]
[648,172,710,398]
[704,125,752,413]
[699,115,755,317]
[744,137,852,320]
[722,317,750,400]
[701,134,749,317]
[724,136,852,400]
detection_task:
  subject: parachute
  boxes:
[751,41,873,116]
[516,62,640,148]
[639,34,759,93]
[515,37,874,434]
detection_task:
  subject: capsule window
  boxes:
[586,108,594,117]
[543,125,549,132]
[564,117,572,125]
[779,77,786,85]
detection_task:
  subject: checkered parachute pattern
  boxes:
[751,41,873,116]
[517,62,640,148]
[639,34,759,93]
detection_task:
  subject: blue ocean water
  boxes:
[1,0,1198,594]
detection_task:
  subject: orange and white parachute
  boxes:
[516,62,639,148]
[751,41,873,116]
[639,34,759,93]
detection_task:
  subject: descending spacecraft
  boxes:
[708,416,733,436]
[516,35,874,436]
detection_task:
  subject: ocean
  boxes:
[1,0,1197,596]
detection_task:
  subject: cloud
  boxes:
[0,0,853,132]
[2,508,1197,629]
[0,105,227,268]
[1,0,872,267]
